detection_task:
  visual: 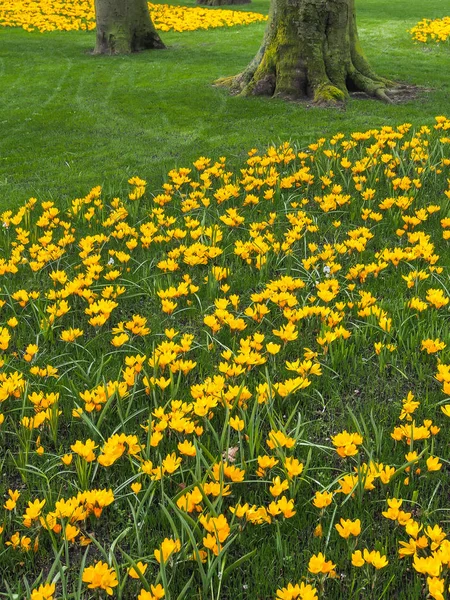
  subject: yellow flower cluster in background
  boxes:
[409,16,450,44]
[0,0,267,33]
[150,3,267,33]
[1,117,450,598]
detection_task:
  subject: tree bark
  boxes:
[94,0,165,54]
[197,0,251,6]
[216,0,396,103]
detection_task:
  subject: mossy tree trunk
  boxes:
[197,0,250,6]
[217,0,396,103]
[94,0,165,54]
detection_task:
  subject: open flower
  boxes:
[335,518,361,539]
[82,561,118,595]
[30,583,55,600]
[154,538,181,564]
[308,552,336,574]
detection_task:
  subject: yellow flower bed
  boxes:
[409,16,450,43]
[0,0,267,33]
[1,117,450,599]
[150,3,267,33]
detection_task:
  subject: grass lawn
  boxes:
[0,0,449,212]
[0,1,450,599]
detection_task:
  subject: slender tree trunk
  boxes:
[94,0,165,54]
[216,0,396,103]
[197,0,250,6]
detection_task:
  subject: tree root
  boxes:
[313,83,347,105]
[216,48,401,105]
[214,74,246,95]
[216,69,400,105]
[374,88,393,103]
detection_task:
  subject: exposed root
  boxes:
[214,74,247,95]
[214,75,236,88]
[313,83,347,105]
[383,84,415,97]
[348,69,396,103]
[373,88,393,103]
[361,83,423,104]
[216,68,398,105]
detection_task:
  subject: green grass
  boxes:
[0,0,449,213]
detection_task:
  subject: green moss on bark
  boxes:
[314,83,347,104]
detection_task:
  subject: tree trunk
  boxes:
[197,0,250,6]
[216,0,396,103]
[94,0,165,54]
